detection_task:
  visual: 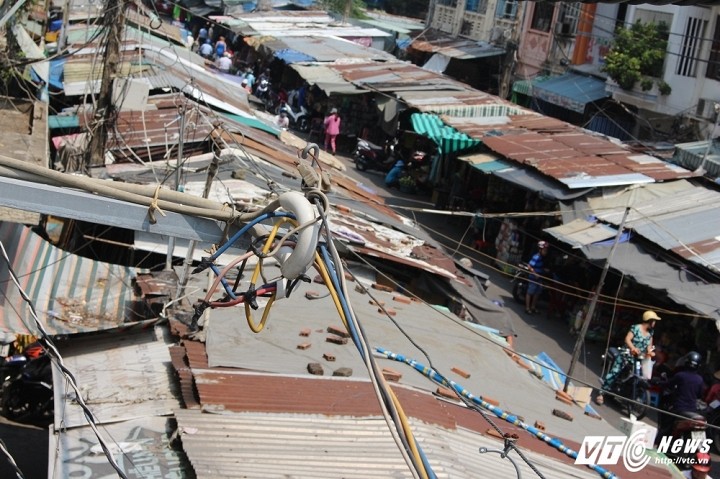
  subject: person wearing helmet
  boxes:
[596,310,659,405]
[666,350,706,414]
[274,110,289,130]
[524,240,549,315]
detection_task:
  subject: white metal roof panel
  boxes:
[54,326,180,429]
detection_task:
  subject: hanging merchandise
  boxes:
[494,219,522,274]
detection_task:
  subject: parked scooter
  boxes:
[602,346,652,419]
[278,102,310,132]
[511,262,531,303]
[355,137,398,172]
[0,342,53,424]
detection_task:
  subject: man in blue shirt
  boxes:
[525,240,549,314]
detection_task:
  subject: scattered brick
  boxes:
[344,271,355,281]
[304,291,320,299]
[552,409,573,421]
[585,410,602,420]
[436,386,458,400]
[481,396,500,407]
[299,328,311,337]
[371,283,393,293]
[354,284,367,294]
[333,367,352,377]
[555,393,573,405]
[503,349,517,358]
[369,299,385,307]
[534,421,546,431]
[297,343,311,350]
[513,356,532,370]
[379,308,396,316]
[327,325,350,338]
[382,368,402,382]
[336,205,351,214]
[307,363,323,375]
[313,275,325,284]
[486,428,503,439]
[393,295,411,304]
[323,353,336,362]
[451,367,471,379]
[326,335,348,345]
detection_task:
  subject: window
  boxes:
[556,3,580,36]
[437,0,457,6]
[707,16,720,80]
[530,3,554,32]
[466,0,488,15]
[495,0,517,19]
[677,16,707,77]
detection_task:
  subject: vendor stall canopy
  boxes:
[411,113,480,155]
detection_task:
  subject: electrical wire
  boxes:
[0,437,24,479]
[376,348,616,479]
[0,241,130,479]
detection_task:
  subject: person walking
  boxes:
[323,108,341,155]
[524,240,549,314]
[595,310,660,405]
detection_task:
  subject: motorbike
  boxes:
[511,262,531,303]
[354,137,398,172]
[602,346,652,419]
[705,404,720,453]
[0,343,54,425]
[277,102,310,132]
[655,377,709,464]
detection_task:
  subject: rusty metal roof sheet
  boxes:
[482,131,694,188]
[0,223,137,336]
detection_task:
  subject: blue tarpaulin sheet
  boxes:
[273,48,316,64]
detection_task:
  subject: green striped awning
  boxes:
[410,113,480,155]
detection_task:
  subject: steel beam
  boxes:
[0,176,230,243]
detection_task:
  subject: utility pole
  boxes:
[166,105,186,271]
[563,205,632,393]
[87,0,128,167]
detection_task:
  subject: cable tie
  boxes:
[192,257,213,274]
[147,185,167,224]
[245,285,259,310]
[190,301,210,331]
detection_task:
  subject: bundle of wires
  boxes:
[197,187,436,479]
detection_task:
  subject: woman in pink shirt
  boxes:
[323,108,341,155]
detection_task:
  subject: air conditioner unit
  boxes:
[555,21,574,37]
[696,98,719,120]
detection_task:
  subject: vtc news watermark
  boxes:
[575,430,713,472]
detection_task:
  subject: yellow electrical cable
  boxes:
[245,217,294,333]
[313,255,350,331]
[314,254,429,479]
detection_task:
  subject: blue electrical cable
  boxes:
[206,212,295,297]
[375,348,619,479]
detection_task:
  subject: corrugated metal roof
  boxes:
[51,327,186,477]
[174,410,602,479]
[532,73,609,114]
[288,63,362,94]
[0,223,136,335]
[588,180,720,273]
[672,139,720,178]
[482,131,693,188]
[219,11,391,38]
[544,218,618,247]
[411,37,505,60]
[260,36,395,63]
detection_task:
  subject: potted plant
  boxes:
[603,21,672,96]
[398,175,417,193]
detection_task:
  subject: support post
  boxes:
[563,205,631,393]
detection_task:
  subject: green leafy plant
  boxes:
[399,175,417,190]
[319,0,369,19]
[603,21,671,95]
